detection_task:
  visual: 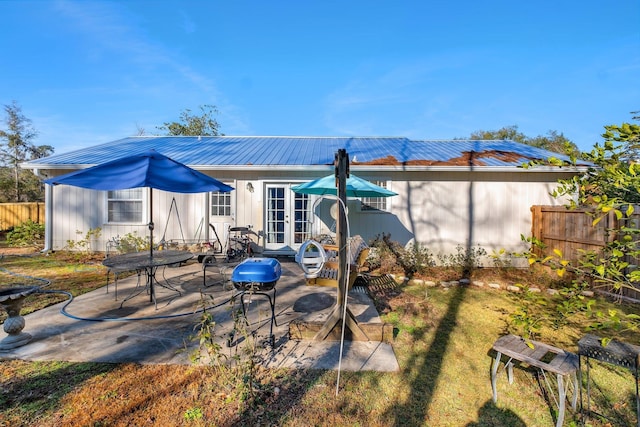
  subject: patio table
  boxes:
[102,250,193,309]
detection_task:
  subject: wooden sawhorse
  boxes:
[491,334,579,427]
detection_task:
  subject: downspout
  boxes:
[43,183,53,252]
[204,192,210,242]
[33,169,53,252]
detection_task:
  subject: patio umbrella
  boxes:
[44,150,233,257]
[291,173,397,198]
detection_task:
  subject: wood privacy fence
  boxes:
[0,202,45,231]
[531,205,640,300]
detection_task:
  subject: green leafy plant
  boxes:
[189,292,270,410]
[515,119,640,335]
[183,407,203,422]
[490,248,515,268]
[65,227,101,253]
[190,294,228,368]
[436,244,488,277]
[114,231,148,253]
[6,219,44,247]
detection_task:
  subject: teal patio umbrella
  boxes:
[291,174,397,198]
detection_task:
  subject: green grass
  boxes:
[1,252,640,425]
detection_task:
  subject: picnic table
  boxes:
[491,334,579,427]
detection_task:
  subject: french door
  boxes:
[264,184,311,252]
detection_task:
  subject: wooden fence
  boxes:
[0,202,45,231]
[531,205,640,300]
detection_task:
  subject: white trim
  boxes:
[25,164,589,174]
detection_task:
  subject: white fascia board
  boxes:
[350,165,590,173]
[24,163,590,174]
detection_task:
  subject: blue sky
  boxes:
[1,0,638,154]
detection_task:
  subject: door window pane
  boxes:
[267,187,285,243]
[210,191,231,216]
[293,193,310,243]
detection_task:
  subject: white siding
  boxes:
[47,168,577,262]
[388,171,568,266]
[50,187,210,251]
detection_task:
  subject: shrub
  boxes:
[368,234,435,278]
[65,227,101,253]
[436,244,487,276]
[6,220,45,247]
[113,232,148,253]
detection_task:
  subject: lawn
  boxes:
[1,251,640,426]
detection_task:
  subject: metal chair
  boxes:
[104,237,141,300]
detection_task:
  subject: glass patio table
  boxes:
[102,250,194,309]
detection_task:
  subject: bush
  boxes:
[6,220,45,247]
[65,227,101,253]
[436,244,487,276]
[368,234,435,278]
[113,232,148,253]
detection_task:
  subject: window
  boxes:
[210,191,231,216]
[360,180,390,211]
[108,189,143,223]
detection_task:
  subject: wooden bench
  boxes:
[491,334,578,427]
[305,235,369,288]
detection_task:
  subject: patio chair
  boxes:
[202,255,235,290]
[104,238,141,300]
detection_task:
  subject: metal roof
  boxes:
[23,136,581,170]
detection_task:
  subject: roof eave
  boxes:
[23,163,589,173]
[196,164,589,173]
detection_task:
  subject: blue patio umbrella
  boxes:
[44,150,233,256]
[291,174,397,198]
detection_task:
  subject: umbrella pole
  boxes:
[148,189,156,307]
[313,149,368,341]
[149,188,154,260]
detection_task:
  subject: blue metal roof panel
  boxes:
[24,136,577,168]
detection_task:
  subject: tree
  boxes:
[0,101,54,202]
[468,125,528,143]
[550,122,640,206]
[515,117,640,339]
[465,125,581,156]
[157,104,223,136]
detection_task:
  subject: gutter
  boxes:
[192,164,591,173]
[23,159,591,174]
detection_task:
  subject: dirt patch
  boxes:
[0,246,41,256]
[0,231,43,256]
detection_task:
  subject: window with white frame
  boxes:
[360,180,390,211]
[210,190,231,216]
[107,189,143,223]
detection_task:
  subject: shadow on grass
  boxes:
[466,399,526,426]
[383,284,467,425]
[580,360,638,427]
[0,361,117,425]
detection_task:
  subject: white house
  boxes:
[22,136,586,265]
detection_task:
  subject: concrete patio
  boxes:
[0,256,399,372]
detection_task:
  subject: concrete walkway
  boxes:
[0,257,399,372]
